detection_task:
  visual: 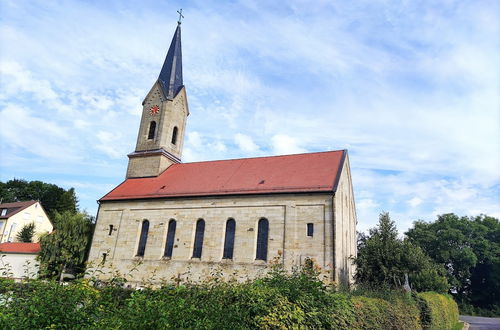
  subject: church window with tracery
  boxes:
[164,219,177,258]
[136,220,149,257]
[171,126,178,145]
[148,121,156,140]
[256,218,269,261]
[223,218,236,259]
[192,219,205,258]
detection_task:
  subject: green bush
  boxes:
[0,269,461,329]
[0,280,100,329]
[352,295,421,330]
[416,292,459,330]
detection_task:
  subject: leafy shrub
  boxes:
[352,294,420,330]
[0,279,99,329]
[0,267,460,329]
[416,292,459,329]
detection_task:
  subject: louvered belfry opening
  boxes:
[148,121,156,140]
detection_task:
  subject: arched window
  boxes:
[148,121,156,140]
[164,219,177,258]
[171,126,178,145]
[223,218,236,259]
[256,218,269,261]
[192,219,205,258]
[136,220,149,257]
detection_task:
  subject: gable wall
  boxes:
[333,154,357,285]
[87,193,336,286]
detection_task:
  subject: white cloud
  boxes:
[0,60,58,101]
[271,134,307,155]
[408,197,422,208]
[0,0,498,228]
[234,133,259,153]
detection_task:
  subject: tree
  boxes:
[406,213,500,311]
[355,212,448,292]
[15,222,36,243]
[0,179,79,223]
[38,211,94,280]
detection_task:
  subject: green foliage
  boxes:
[38,211,94,279]
[0,179,79,223]
[406,214,500,314]
[352,295,421,330]
[15,222,36,243]
[0,280,99,329]
[355,212,448,292]
[416,292,459,330]
[0,267,461,330]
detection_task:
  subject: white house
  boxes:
[0,242,41,280]
[0,200,53,243]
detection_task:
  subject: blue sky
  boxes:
[1,0,499,233]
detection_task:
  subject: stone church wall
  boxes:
[333,155,357,285]
[87,193,339,286]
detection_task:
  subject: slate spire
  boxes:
[158,22,183,100]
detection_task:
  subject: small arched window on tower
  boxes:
[171,126,178,145]
[136,220,149,257]
[223,218,236,259]
[192,219,205,258]
[148,121,156,140]
[164,219,177,258]
[256,218,269,261]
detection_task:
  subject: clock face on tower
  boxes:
[149,105,160,116]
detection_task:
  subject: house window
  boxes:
[171,126,178,145]
[148,121,156,140]
[307,223,314,237]
[223,218,236,259]
[136,220,149,257]
[1,209,6,216]
[24,212,30,220]
[164,219,177,258]
[108,225,114,236]
[256,218,269,261]
[192,219,205,258]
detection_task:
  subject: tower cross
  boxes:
[177,9,184,24]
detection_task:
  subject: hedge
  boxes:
[416,292,459,330]
[0,272,459,329]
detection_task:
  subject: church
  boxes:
[87,20,357,286]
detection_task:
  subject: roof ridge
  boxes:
[172,149,346,167]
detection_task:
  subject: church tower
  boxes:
[126,22,189,178]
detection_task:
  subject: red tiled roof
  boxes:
[101,150,346,201]
[0,200,37,219]
[0,242,41,254]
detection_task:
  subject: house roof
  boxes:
[101,150,346,201]
[0,200,38,219]
[0,242,41,254]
